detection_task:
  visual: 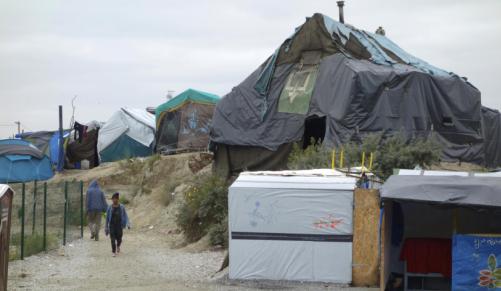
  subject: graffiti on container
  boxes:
[248,200,278,227]
[313,214,343,229]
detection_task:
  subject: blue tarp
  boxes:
[452,234,501,290]
[48,131,70,171]
[0,139,54,183]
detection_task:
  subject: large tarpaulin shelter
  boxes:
[98,108,155,162]
[229,170,357,283]
[0,139,54,183]
[210,13,499,176]
[155,89,219,154]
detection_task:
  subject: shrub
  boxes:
[176,175,228,244]
[119,196,130,205]
[208,215,228,248]
[288,133,442,180]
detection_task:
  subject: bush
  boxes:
[119,196,130,205]
[176,175,228,244]
[288,133,442,180]
[208,215,228,248]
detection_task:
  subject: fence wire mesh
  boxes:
[9,180,85,260]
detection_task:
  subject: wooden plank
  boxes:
[352,188,380,287]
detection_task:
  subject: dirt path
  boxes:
[7,228,377,291]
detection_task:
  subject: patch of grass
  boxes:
[145,153,161,171]
[118,158,144,177]
[9,233,57,260]
[161,180,179,207]
[176,174,228,244]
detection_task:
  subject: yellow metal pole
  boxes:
[361,151,365,169]
[331,149,336,170]
[340,148,344,168]
[369,152,374,170]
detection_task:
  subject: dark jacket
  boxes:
[105,204,130,233]
[86,180,108,212]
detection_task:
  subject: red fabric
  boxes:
[400,238,452,278]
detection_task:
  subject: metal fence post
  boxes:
[63,181,68,246]
[32,180,37,235]
[80,181,84,238]
[21,183,25,260]
[43,182,47,252]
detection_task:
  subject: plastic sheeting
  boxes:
[210,13,492,167]
[229,172,356,283]
[381,174,501,208]
[481,106,501,168]
[98,108,155,161]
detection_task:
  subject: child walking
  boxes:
[105,192,130,257]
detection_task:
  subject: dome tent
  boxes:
[0,139,54,183]
[98,108,155,162]
[155,89,219,154]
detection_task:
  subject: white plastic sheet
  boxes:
[229,172,356,283]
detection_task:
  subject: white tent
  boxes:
[97,108,155,162]
[229,169,357,283]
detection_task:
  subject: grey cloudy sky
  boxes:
[1,0,500,138]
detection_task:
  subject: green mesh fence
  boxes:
[8,180,85,260]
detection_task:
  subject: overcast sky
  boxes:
[1,0,500,138]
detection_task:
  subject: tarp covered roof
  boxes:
[210,13,497,168]
[155,89,219,120]
[381,172,501,208]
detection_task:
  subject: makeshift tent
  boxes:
[98,108,155,162]
[155,89,219,154]
[229,170,357,283]
[210,13,500,176]
[66,121,101,169]
[16,130,70,169]
[0,139,54,183]
[379,170,501,291]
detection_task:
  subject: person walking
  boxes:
[105,192,130,257]
[86,180,108,241]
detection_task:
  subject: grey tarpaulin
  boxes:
[481,106,501,168]
[210,13,497,171]
[381,175,501,208]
